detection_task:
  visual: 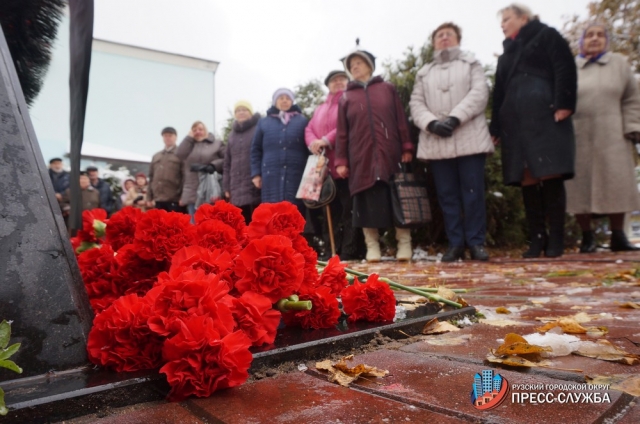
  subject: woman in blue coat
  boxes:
[251,88,309,211]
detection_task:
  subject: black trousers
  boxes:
[154,201,188,214]
[327,178,365,259]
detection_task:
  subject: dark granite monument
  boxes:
[0,25,93,380]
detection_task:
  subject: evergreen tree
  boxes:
[294,79,326,119]
[0,0,66,105]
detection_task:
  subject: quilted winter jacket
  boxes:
[410,47,493,160]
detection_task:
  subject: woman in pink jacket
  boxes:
[305,70,364,260]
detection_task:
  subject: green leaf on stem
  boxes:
[93,220,107,239]
[0,360,22,374]
[0,387,7,416]
[0,343,20,361]
[0,321,10,349]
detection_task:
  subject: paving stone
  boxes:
[349,349,630,424]
[617,400,640,424]
[189,372,465,424]
[63,402,203,424]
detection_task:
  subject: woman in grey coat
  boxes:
[176,120,225,218]
[565,23,640,252]
[223,101,261,223]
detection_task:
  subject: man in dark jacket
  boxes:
[86,166,114,215]
[146,127,186,213]
[48,158,70,201]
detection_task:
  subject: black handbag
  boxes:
[303,175,336,209]
[390,164,431,228]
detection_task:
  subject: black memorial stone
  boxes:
[0,26,93,381]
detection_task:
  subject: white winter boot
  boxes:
[362,228,381,262]
[395,228,412,261]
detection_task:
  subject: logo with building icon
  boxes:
[470,369,509,410]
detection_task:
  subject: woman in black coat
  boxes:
[490,3,577,258]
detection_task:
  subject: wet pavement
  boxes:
[60,251,640,424]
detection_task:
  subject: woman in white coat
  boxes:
[410,22,494,262]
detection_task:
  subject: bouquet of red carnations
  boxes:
[73,201,396,401]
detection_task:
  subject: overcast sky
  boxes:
[94,0,591,133]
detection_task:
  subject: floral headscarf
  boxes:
[578,22,609,61]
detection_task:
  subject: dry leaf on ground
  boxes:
[586,374,640,397]
[573,340,640,365]
[422,318,460,335]
[316,355,388,387]
[535,312,594,323]
[616,301,640,309]
[479,318,523,327]
[493,333,552,356]
[537,318,588,334]
[425,334,471,346]
[486,353,553,368]
[495,307,511,314]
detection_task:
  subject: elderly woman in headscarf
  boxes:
[335,49,414,262]
[251,88,309,212]
[410,22,494,263]
[565,23,640,253]
[490,3,577,258]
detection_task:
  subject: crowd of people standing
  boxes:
[48,2,640,262]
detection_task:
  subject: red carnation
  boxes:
[292,235,320,294]
[341,274,396,323]
[193,219,241,255]
[171,246,235,290]
[133,209,194,261]
[145,268,235,338]
[234,235,305,303]
[111,244,169,297]
[106,206,143,250]
[82,208,108,238]
[77,244,115,285]
[317,256,348,296]
[283,286,341,330]
[223,292,281,346]
[89,293,120,315]
[195,202,248,245]
[160,316,253,401]
[247,202,305,240]
[87,294,164,372]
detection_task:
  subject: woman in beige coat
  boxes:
[410,22,494,262]
[565,23,640,252]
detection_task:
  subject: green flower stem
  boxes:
[275,299,312,312]
[316,261,462,308]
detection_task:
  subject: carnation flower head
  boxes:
[316,255,348,296]
[133,209,194,261]
[247,202,305,240]
[195,202,247,245]
[87,294,164,372]
[145,268,235,338]
[282,286,341,330]
[106,206,143,250]
[341,274,396,323]
[160,316,253,401]
[234,235,305,303]
[222,291,281,346]
[193,219,241,255]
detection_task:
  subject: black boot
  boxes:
[540,179,566,258]
[579,230,597,253]
[442,246,465,262]
[521,185,547,258]
[610,230,640,252]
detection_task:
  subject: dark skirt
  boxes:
[352,181,393,228]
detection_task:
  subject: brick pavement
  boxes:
[61,251,640,424]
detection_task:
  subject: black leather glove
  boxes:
[427,120,454,138]
[190,163,216,173]
[443,116,460,131]
[625,132,640,144]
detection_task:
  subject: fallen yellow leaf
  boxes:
[495,307,511,314]
[316,355,388,387]
[616,301,640,309]
[422,318,460,335]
